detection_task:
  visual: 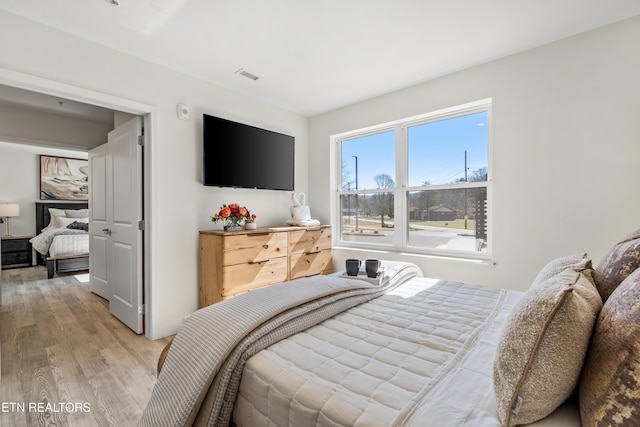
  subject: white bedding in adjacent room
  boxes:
[48,233,89,258]
[30,227,87,255]
[233,278,580,427]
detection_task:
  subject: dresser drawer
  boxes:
[221,257,288,297]
[2,251,30,265]
[221,232,287,266]
[289,249,333,280]
[288,227,332,255]
[2,238,31,252]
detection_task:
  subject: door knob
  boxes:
[102,228,112,235]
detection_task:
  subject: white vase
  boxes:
[245,221,257,230]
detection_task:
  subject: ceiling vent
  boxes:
[235,68,260,81]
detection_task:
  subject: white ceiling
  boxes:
[1,1,640,117]
[0,84,115,124]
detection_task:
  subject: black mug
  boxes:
[365,259,381,278]
[345,259,360,276]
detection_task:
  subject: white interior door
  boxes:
[107,116,144,334]
[88,143,110,300]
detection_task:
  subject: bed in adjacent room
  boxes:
[31,201,89,279]
[141,230,640,427]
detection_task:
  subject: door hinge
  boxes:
[138,304,145,315]
[138,135,144,146]
[138,220,145,231]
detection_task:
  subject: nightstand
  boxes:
[1,235,33,269]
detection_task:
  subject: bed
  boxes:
[141,229,640,427]
[31,201,89,279]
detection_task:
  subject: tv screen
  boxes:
[203,114,295,191]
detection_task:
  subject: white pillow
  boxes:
[65,209,89,218]
[42,208,66,232]
[56,216,88,229]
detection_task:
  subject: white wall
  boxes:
[0,141,88,237]
[309,17,640,292]
[0,11,309,339]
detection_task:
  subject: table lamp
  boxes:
[0,203,20,237]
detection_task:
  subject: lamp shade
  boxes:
[0,203,20,217]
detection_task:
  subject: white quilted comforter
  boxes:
[141,262,423,427]
[48,234,89,257]
[233,278,579,427]
[30,228,87,255]
[142,265,581,427]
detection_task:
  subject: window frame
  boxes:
[334,99,492,260]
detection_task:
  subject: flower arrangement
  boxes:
[211,203,256,231]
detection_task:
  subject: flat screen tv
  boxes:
[203,114,295,191]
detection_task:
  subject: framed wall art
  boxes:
[40,155,89,201]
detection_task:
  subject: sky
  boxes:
[341,111,488,190]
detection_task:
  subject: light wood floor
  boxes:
[0,266,172,427]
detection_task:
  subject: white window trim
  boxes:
[333,99,493,260]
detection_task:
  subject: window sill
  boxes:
[333,245,495,265]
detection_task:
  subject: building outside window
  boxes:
[336,99,491,259]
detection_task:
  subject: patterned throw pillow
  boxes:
[594,229,640,302]
[493,266,602,426]
[579,267,640,426]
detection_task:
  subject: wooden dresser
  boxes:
[199,225,332,308]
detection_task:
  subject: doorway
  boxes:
[0,67,157,339]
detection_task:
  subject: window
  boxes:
[336,99,491,259]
